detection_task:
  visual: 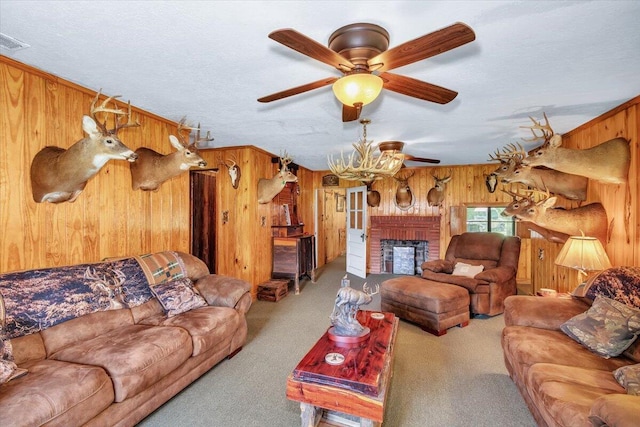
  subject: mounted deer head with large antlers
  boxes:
[393,170,416,211]
[219,154,241,190]
[511,188,608,244]
[427,170,452,207]
[258,153,298,204]
[520,113,630,184]
[489,141,588,201]
[30,91,139,203]
[130,118,211,191]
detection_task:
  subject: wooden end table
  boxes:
[286,311,398,427]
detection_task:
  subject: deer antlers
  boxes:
[520,112,555,143]
[488,142,527,162]
[176,117,214,148]
[90,90,140,135]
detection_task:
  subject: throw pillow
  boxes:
[1,331,17,384]
[613,364,640,395]
[150,277,207,317]
[561,296,640,358]
[451,262,484,278]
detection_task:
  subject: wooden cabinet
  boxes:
[272,235,316,294]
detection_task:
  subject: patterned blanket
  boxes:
[0,252,186,339]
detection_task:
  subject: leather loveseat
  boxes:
[421,232,521,316]
[501,266,640,427]
[0,251,252,427]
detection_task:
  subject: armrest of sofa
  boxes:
[475,266,515,283]
[421,259,454,273]
[503,295,589,329]
[194,274,252,314]
[589,394,640,427]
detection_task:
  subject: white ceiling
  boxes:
[2,1,639,170]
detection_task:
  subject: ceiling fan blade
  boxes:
[268,28,355,69]
[381,72,458,104]
[342,104,361,122]
[369,22,475,73]
[404,154,441,164]
[258,77,338,103]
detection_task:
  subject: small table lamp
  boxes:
[555,234,612,284]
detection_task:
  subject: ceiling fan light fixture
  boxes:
[332,73,383,107]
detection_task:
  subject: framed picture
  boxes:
[336,194,345,212]
[322,174,339,187]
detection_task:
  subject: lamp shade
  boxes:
[555,235,612,273]
[332,74,383,107]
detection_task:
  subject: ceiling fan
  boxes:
[258,22,476,122]
[378,140,440,165]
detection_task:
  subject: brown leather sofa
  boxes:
[421,232,521,316]
[502,294,640,427]
[0,252,252,427]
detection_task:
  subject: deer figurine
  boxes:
[393,171,416,210]
[30,91,139,203]
[130,118,211,191]
[489,142,588,201]
[219,154,241,189]
[257,153,298,204]
[520,113,630,184]
[427,170,452,207]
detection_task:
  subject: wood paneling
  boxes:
[1,56,190,273]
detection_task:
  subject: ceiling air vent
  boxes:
[0,33,30,51]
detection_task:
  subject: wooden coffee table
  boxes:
[286,310,398,427]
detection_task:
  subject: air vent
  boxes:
[0,33,30,51]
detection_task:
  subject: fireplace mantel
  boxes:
[369,216,440,274]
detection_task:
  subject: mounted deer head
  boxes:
[130,118,211,191]
[393,170,415,211]
[30,90,139,203]
[520,113,630,184]
[219,154,241,189]
[484,172,498,193]
[257,153,298,204]
[364,181,380,207]
[490,142,588,201]
[427,170,452,207]
[513,189,608,244]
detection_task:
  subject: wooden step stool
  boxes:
[257,279,289,302]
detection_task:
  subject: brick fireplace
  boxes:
[369,216,440,274]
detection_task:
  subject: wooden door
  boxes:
[191,171,216,273]
[346,186,367,278]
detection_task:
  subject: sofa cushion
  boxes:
[150,277,207,317]
[139,306,241,356]
[561,296,640,358]
[502,326,630,382]
[0,332,18,384]
[0,359,114,426]
[195,274,252,308]
[421,259,454,274]
[421,270,488,293]
[526,363,625,427]
[613,364,640,395]
[50,324,192,402]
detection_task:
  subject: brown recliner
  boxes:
[421,232,521,316]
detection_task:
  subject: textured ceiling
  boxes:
[1,1,639,170]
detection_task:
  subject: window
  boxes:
[466,207,515,237]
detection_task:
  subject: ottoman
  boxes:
[381,276,470,336]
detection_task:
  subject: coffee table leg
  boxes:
[300,402,321,427]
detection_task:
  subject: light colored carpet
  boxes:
[139,257,536,426]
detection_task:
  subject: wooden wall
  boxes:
[1,56,190,273]
[529,96,640,293]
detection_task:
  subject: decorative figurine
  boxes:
[329,282,379,340]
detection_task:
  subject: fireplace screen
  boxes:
[381,240,428,275]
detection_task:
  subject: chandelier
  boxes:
[327,119,404,182]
